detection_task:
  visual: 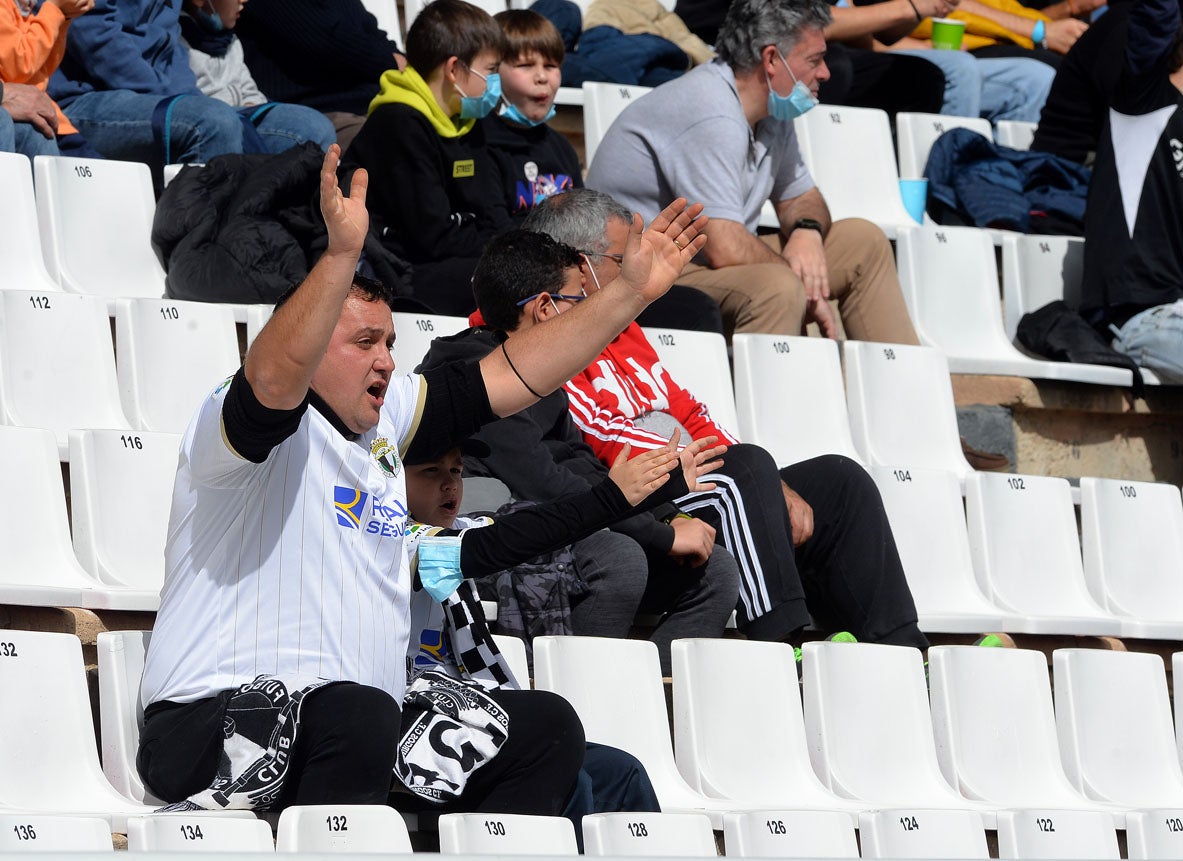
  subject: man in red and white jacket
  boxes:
[525,188,928,651]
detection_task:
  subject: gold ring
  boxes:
[673,239,685,250]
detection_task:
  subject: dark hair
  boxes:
[715,0,831,75]
[472,229,584,332]
[1171,21,1183,73]
[273,274,398,313]
[494,9,565,64]
[406,0,507,75]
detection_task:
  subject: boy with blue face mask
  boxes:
[481,10,582,226]
[340,0,510,316]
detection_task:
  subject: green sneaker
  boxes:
[974,634,1006,648]
[827,631,858,644]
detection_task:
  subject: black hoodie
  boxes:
[418,326,678,555]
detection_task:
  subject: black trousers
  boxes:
[679,447,928,649]
[139,682,583,816]
[820,43,947,119]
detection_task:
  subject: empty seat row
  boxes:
[10,629,1183,858]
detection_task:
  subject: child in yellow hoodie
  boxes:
[341,0,510,316]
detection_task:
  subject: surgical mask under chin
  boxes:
[457,70,502,120]
[417,533,464,601]
[766,53,818,122]
[191,4,224,31]
[499,99,557,127]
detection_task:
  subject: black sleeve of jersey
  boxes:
[403,361,497,464]
[222,367,310,464]
[458,466,689,577]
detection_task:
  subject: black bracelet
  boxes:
[501,340,544,399]
[906,0,922,20]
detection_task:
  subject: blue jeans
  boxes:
[63,89,335,167]
[896,50,1054,123]
[0,108,60,165]
[1111,302,1183,383]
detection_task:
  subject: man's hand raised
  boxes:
[617,198,708,305]
[320,144,369,259]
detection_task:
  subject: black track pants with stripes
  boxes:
[676,445,927,648]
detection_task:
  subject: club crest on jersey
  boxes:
[370,437,401,478]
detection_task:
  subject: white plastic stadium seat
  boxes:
[1000,233,1084,342]
[0,152,62,293]
[126,814,274,851]
[438,812,577,854]
[722,810,858,858]
[859,809,989,859]
[1126,809,1183,860]
[1055,649,1183,808]
[70,430,179,595]
[0,630,155,829]
[357,0,402,40]
[0,290,132,457]
[801,641,996,824]
[732,334,863,467]
[996,120,1037,151]
[582,812,716,857]
[1080,478,1183,638]
[793,105,916,238]
[582,81,652,166]
[34,156,166,299]
[0,815,112,851]
[843,340,972,482]
[96,631,160,805]
[927,645,1125,823]
[870,467,1012,632]
[534,636,747,827]
[670,638,863,818]
[643,326,740,437]
[0,426,157,610]
[897,226,1132,385]
[115,298,240,433]
[491,633,528,686]
[896,112,993,179]
[275,804,412,853]
[995,809,1120,860]
[391,311,468,374]
[966,471,1120,635]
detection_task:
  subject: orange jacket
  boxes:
[0,2,76,134]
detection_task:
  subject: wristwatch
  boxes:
[790,217,823,235]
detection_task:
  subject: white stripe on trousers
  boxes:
[676,471,775,621]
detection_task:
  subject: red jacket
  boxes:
[564,322,739,465]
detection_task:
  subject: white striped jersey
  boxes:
[141,373,427,706]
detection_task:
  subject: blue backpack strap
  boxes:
[236,102,280,155]
[151,93,195,171]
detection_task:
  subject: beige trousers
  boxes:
[676,217,920,345]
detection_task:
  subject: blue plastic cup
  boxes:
[899,178,928,224]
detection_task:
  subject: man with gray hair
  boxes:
[586,0,919,343]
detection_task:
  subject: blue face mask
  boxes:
[417,534,464,602]
[191,4,224,31]
[457,69,502,120]
[499,99,557,127]
[766,50,818,122]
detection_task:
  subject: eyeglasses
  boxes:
[580,250,624,264]
[515,292,588,307]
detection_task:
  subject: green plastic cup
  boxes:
[931,17,966,50]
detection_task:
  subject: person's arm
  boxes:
[1116,0,1180,112]
[245,144,368,410]
[0,1,65,81]
[774,187,838,337]
[478,198,707,418]
[60,0,174,92]
[827,0,958,46]
[0,81,58,137]
[959,0,1087,52]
